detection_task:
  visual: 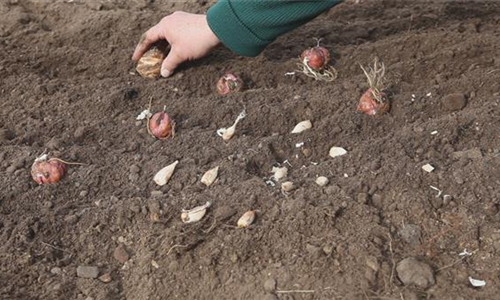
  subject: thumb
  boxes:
[161,48,183,78]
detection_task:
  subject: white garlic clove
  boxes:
[329,147,347,158]
[201,166,219,186]
[315,176,329,186]
[271,166,288,181]
[291,120,312,134]
[181,202,211,224]
[237,210,256,228]
[217,109,246,141]
[222,126,236,140]
[153,160,179,186]
[281,181,295,192]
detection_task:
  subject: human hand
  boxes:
[132,12,220,78]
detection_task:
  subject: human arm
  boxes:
[132,0,343,77]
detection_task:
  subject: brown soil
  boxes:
[1,1,500,299]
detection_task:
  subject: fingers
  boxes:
[132,26,162,61]
[160,49,183,78]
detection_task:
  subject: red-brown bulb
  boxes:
[217,73,243,96]
[31,158,67,184]
[357,88,390,116]
[149,111,173,139]
[301,46,331,71]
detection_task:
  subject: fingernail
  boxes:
[161,68,172,78]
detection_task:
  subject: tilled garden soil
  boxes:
[1,1,500,299]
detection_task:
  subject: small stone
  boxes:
[113,246,130,263]
[129,165,140,173]
[422,164,435,173]
[324,185,340,195]
[372,194,383,208]
[229,253,238,263]
[323,244,334,255]
[46,137,62,150]
[442,93,467,112]
[365,256,380,272]
[264,278,277,292]
[150,190,163,198]
[64,215,78,224]
[431,197,443,209]
[98,273,112,283]
[79,190,88,197]
[76,266,99,279]
[74,126,86,140]
[315,176,329,187]
[6,165,17,174]
[396,257,435,289]
[357,193,369,204]
[306,244,323,259]
[128,172,139,182]
[50,267,62,275]
[214,206,236,221]
[451,148,482,160]
[399,224,422,246]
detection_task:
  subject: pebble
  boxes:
[451,148,482,160]
[365,256,380,272]
[74,126,86,140]
[398,224,422,246]
[129,165,141,173]
[6,164,18,174]
[214,206,236,221]
[357,193,369,204]
[371,193,383,208]
[150,190,163,198]
[113,245,130,263]
[315,176,329,186]
[128,173,139,182]
[50,267,62,275]
[79,190,89,197]
[324,185,340,195]
[396,257,435,289]
[264,278,277,292]
[431,197,443,209]
[76,266,99,279]
[98,273,112,283]
[306,244,323,259]
[64,214,78,224]
[441,93,467,112]
[323,244,335,256]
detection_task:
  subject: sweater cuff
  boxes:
[207,0,271,57]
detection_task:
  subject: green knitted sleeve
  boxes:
[207,0,342,57]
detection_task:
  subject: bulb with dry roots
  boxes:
[136,42,167,79]
[217,72,243,96]
[31,154,84,184]
[358,59,390,115]
[148,109,175,140]
[297,39,338,82]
